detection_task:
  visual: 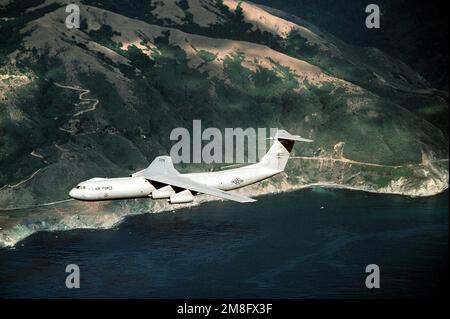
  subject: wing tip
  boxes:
[238,197,257,203]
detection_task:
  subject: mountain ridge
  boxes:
[0,0,448,246]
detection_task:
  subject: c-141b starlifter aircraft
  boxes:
[69,130,313,204]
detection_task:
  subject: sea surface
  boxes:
[0,188,448,298]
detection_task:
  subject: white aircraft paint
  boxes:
[69,130,313,203]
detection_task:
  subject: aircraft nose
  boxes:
[69,188,78,199]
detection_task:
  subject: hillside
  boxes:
[252,0,449,92]
[0,0,448,246]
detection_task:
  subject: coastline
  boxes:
[0,180,448,249]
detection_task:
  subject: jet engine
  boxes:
[169,190,194,204]
[151,185,175,199]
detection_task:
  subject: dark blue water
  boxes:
[0,189,448,298]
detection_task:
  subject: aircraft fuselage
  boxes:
[69,163,280,201]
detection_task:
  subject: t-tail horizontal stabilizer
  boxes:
[259,129,313,171]
[275,129,314,143]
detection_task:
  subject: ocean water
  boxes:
[0,188,448,298]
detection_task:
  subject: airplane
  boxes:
[69,130,313,203]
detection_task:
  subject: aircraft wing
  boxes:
[147,175,256,203]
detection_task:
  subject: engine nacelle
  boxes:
[151,185,175,199]
[169,190,194,204]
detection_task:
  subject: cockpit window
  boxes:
[76,186,80,189]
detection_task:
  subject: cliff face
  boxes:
[0,0,448,246]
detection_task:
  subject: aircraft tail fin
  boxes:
[132,156,179,177]
[257,129,313,171]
